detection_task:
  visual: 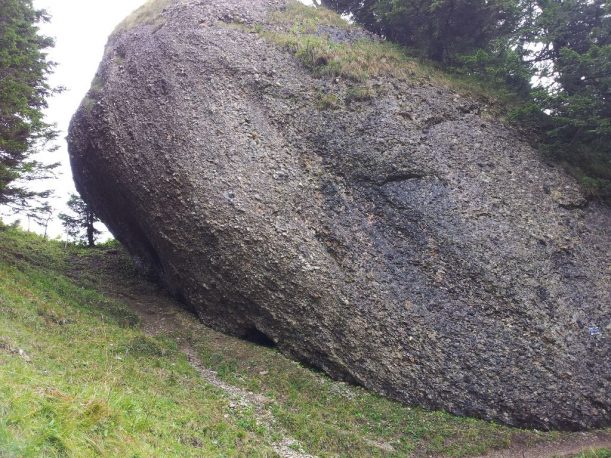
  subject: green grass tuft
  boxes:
[574,449,611,458]
[261,30,419,82]
[112,0,182,35]
[316,92,341,109]
[270,1,352,31]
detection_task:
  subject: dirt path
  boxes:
[68,251,314,457]
[479,432,611,458]
[127,294,314,458]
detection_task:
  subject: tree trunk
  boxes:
[86,211,95,247]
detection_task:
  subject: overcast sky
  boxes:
[2,0,312,239]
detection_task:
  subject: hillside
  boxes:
[0,226,610,456]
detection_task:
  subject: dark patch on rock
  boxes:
[68,0,610,430]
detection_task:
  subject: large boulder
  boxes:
[68,0,610,430]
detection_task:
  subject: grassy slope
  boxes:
[1,228,609,457]
[0,228,273,457]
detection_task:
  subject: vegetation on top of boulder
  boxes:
[111,1,540,123]
[260,2,425,82]
[273,0,352,30]
[253,2,529,112]
[263,33,415,82]
[112,0,181,35]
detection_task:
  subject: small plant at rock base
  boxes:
[345,85,375,103]
[316,92,341,110]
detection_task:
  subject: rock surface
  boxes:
[68,0,610,430]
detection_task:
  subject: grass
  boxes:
[316,92,340,110]
[0,225,608,456]
[253,1,520,111]
[260,3,424,83]
[575,449,611,458]
[192,334,524,457]
[345,85,376,103]
[269,1,351,31]
[222,2,416,82]
[112,0,180,35]
[265,34,416,82]
[0,227,273,456]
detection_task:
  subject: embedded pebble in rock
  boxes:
[68,0,610,430]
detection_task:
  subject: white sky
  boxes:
[1,0,312,240]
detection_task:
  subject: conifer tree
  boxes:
[59,194,100,247]
[0,0,59,210]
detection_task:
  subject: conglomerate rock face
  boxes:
[68,0,610,430]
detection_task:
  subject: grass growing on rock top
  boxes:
[253,1,526,112]
[262,3,419,82]
[265,33,415,82]
[271,1,352,31]
[112,0,181,35]
[1,224,608,456]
